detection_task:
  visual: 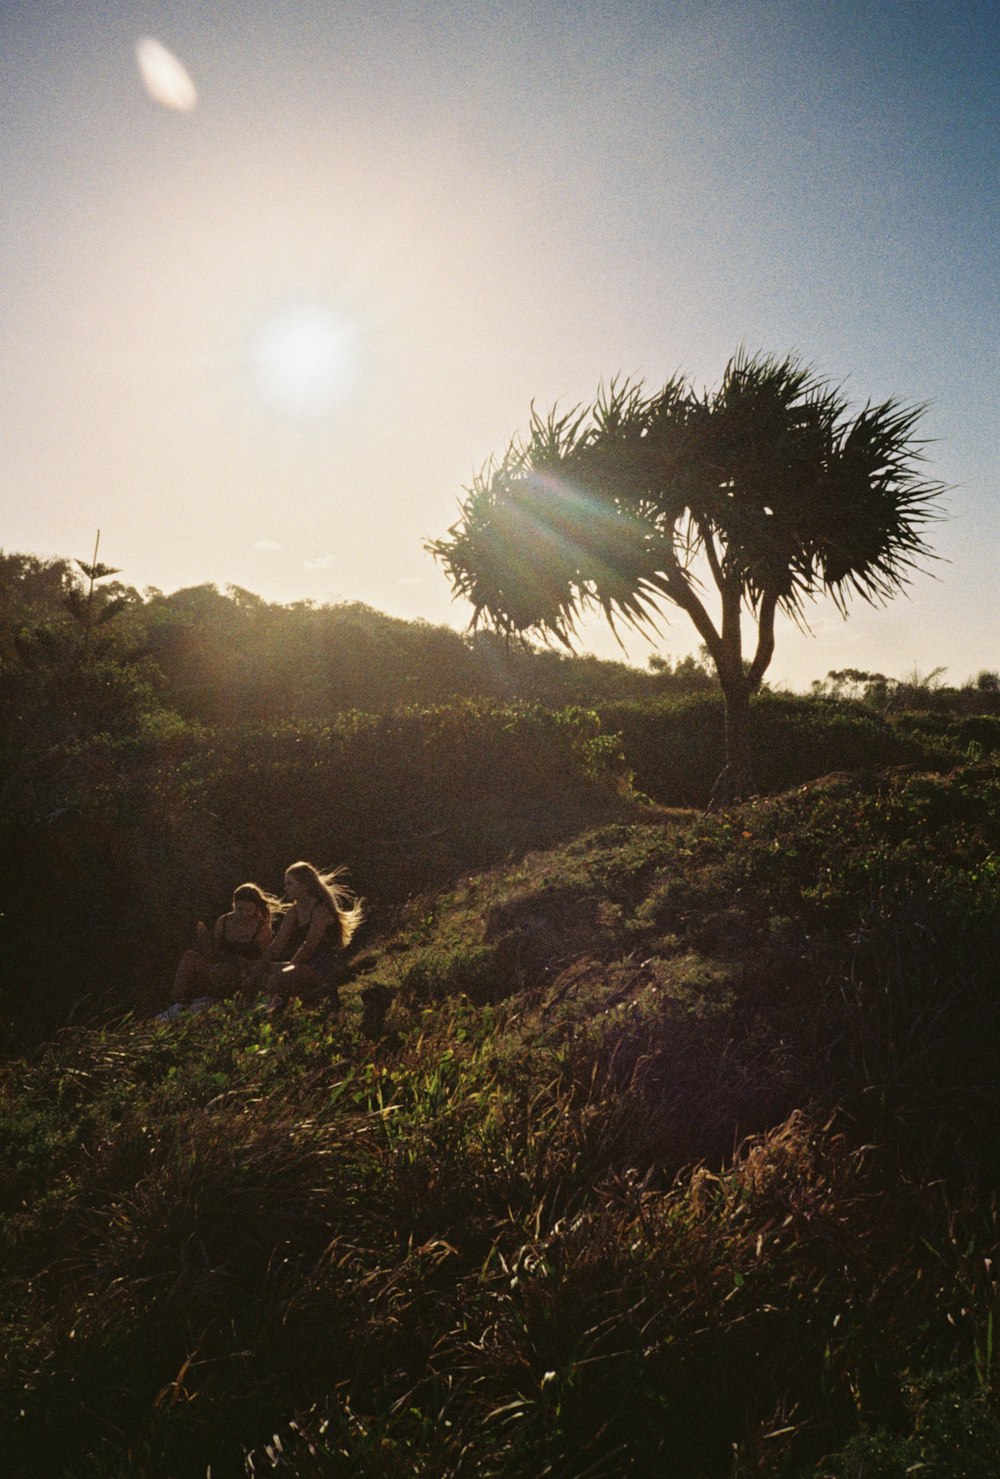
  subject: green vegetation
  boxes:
[0,698,630,1047]
[3,763,1000,1476]
[0,549,703,749]
[2,546,1000,1475]
[594,689,960,806]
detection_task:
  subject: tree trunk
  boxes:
[708,679,755,808]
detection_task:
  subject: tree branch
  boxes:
[699,519,725,597]
[655,546,724,670]
[747,591,778,690]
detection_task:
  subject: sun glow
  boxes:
[252,307,359,417]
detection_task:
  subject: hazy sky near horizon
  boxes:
[2,0,997,687]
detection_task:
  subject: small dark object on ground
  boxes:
[361,983,395,1039]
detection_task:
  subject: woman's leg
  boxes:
[208,960,240,1001]
[268,962,325,1007]
[173,949,212,1005]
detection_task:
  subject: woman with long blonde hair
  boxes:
[252,861,363,1007]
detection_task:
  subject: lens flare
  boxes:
[136,37,198,113]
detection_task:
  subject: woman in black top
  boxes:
[252,860,363,1008]
[171,882,276,1007]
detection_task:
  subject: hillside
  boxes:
[4,762,1000,1477]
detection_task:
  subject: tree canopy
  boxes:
[428,350,946,799]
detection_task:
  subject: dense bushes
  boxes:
[892,708,1000,756]
[0,702,627,1045]
[167,701,629,960]
[598,690,958,805]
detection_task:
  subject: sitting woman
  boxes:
[251,860,363,1008]
[171,882,277,1010]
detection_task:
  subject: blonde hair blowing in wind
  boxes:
[283,861,364,947]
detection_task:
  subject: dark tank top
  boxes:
[285,901,341,958]
[217,921,265,961]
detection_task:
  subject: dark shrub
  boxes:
[597,691,955,805]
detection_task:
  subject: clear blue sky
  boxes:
[1,0,997,686]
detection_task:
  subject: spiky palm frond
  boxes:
[428,351,945,646]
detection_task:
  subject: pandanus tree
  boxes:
[428,351,945,803]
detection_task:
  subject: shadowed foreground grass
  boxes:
[3,764,1000,1476]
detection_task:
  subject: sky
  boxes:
[1,0,997,688]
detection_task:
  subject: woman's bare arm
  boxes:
[291,906,335,965]
[262,910,295,962]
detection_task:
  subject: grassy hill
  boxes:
[4,761,1000,1477]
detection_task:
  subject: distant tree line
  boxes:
[816,664,1000,716]
[0,548,715,754]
